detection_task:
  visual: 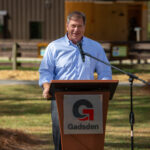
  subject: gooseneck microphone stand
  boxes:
[82,51,150,150]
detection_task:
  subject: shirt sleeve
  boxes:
[96,44,112,80]
[39,44,55,87]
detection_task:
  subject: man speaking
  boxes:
[39,11,112,150]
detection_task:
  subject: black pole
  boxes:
[129,77,134,150]
[83,51,150,150]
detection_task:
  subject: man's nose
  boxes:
[74,26,79,31]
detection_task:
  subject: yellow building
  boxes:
[65,0,148,42]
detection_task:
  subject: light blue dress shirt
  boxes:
[39,34,112,86]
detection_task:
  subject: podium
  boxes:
[50,80,118,150]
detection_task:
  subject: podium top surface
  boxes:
[50,80,118,100]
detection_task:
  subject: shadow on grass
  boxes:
[105,142,130,149]
[34,133,54,150]
[0,85,42,96]
[105,142,150,149]
[107,86,150,127]
[0,97,41,101]
[105,134,150,149]
[108,103,150,126]
[0,100,51,116]
[0,128,53,150]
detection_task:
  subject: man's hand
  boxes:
[42,83,51,99]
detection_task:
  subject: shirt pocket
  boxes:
[55,57,73,72]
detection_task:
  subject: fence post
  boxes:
[134,27,141,64]
[12,42,18,70]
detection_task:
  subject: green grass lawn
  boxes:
[105,86,150,150]
[0,85,53,150]
[0,84,150,150]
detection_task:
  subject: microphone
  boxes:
[77,42,85,62]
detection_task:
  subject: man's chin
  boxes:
[72,37,82,43]
[74,39,81,44]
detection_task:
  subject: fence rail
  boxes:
[0,41,41,69]
[0,41,150,70]
[101,41,150,64]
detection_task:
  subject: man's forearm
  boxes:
[42,82,51,99]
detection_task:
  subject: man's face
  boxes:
[66,18,85,44]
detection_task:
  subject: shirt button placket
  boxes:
[76,47,81,78]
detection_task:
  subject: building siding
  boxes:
[0,0,65,40]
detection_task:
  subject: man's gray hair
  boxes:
[67,11,86,25]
